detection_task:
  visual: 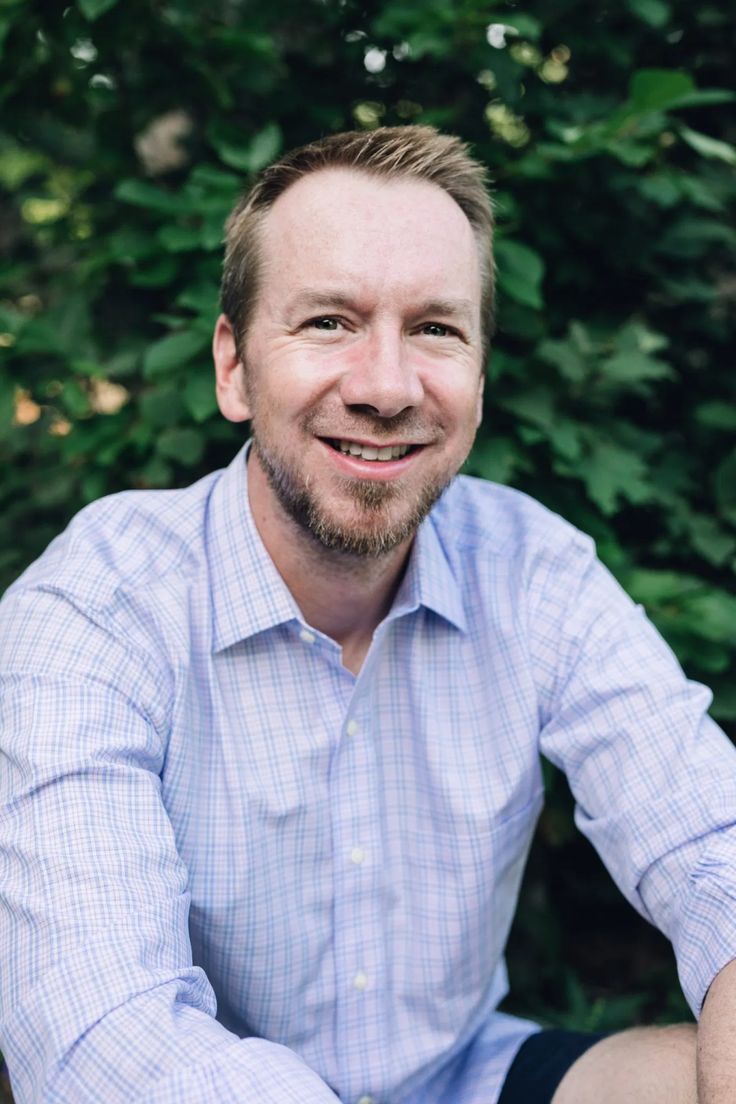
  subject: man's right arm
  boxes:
[0,584,340,1104]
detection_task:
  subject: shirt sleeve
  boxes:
[0,584,340,1104]
[532,531,736,1017]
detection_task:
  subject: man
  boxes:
[1,125,735,1104]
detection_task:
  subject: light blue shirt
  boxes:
[2,443,736,1104]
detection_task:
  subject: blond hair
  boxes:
[221,125,495,358]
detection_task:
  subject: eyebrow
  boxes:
[287,291,356,314]
[287,290,477,327]
[412,299,476,326]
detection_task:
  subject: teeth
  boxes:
[336,439,411,461]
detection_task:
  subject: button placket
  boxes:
[331,682,386,1096]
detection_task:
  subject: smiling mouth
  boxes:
[323,438,421,462]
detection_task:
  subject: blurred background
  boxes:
[1,0,735,1085]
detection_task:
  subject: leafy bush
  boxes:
[1,0,735,1043]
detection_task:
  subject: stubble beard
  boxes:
[251,431,455,558]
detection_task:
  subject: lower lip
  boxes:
[319,439,422,480]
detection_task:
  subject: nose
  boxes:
[338,328,424,419]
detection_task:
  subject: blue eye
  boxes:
[310,317,340,330]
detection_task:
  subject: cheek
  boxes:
[441,379,485,428]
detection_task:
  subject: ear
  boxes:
[213,313,252,423]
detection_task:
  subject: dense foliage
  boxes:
[1,0,735,1057]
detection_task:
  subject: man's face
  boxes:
[217,167,485,557]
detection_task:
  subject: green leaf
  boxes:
[176,282,220,324]
[78,0,118,19]
[624,568,700,606]
[139,386,185,427]
[498,386,556,431]
[60,380,90,419]
[629,69,695,112]
[600,351,673,384]
[209,121,282,174]
[129,256,178,288]
[137,457,172,488]
[548,420,583,462]
[638,173,681,208]
[614,321,668,355]
[537,338,587,383]
[187,165,242,193]
[201,216,225,252]
[580,441,651,514]
[246,123,283,173]
[677,175,726,213]
[678,124,736,165]
[142,330,210,379]
[183,371,218,423]
[156,427,205,466]
[667,90,736,108]
[495,240,545,310]
[115,179,192,215]
[687,514,736,567]
[695,402,736,431]
[15,296,92,359]
[107,227,157,263]
[33,472,77,508]
[467,436,523,483]
[158,224,203,253]
[0,142,47,189]
[604,139,656,168]
[627,0,671,28]
[657,217,736,258]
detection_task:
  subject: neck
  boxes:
[246,452,412,673]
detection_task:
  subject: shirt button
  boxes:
[346,719,359,736]
[353,971,369,991]
[299,628,316,644]
[357,1097,375,1104]
[350,847,365,865]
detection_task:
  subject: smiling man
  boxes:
[213,163,486,673]
[2,126,736,1104]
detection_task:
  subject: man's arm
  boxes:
[533,531,736,1023]
[0,584,340,1104]
[698,958,736,1102]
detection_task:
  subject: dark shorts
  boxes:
[497,1028,607,1104]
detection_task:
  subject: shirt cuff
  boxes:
[671,831,736,1016]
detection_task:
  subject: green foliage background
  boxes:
[2,0,735,1051]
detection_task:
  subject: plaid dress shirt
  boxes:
[1,443,736,1104]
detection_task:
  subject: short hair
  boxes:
[220,125,495,360]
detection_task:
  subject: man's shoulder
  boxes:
[433,473,590,561]
[9,468,223,611]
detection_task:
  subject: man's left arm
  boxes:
[531,531,736,1036]
[698,957,736,1103]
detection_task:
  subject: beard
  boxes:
[250,427,454,558]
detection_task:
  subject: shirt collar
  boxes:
[209,443,301,653]
[208,445,467,652]
[388,495,468,634]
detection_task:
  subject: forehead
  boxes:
[256,168,482,313]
